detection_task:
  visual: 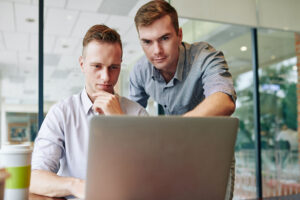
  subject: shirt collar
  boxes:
[150,42,185,82]
[81,88,93,115]
[173,43,185,82]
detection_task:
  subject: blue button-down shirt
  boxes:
[129,42,236,115]
[32,89,148,179]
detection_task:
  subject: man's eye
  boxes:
[162,36,169,41]
[142,40,151,45]
[110,66,119,70]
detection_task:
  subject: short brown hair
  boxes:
[82,24,122,56]
[134,0,179,34]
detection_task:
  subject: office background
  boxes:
[0,0,299,199]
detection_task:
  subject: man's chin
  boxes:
[95,87,114,94]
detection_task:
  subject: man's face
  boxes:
[79,41,122,95]
[138,15,182,73]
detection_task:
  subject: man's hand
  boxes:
[92,91,124,115]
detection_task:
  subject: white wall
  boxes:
[171,0,300,32]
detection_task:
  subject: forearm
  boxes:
[183,92,235,117]
[30,170,83,198]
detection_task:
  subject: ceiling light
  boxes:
[271,55,276,60]
[293,65,297,71]
[128,50,135,54]
[240,46,247,52]
[25,18,35,23]
[62,44,69,49]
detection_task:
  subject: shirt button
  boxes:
[164,105,167,108]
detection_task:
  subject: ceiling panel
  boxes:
[98,0,138,16]
[106,15,133,35]
[45,8,79,36]
[32,0,66,8]
[2,79,23,99]
[0,51,18,65]
[123,24,140,44]
[57,55,79,70]
[3,32,29,51]
[18,52,38,68]
[0,33,4,50]
[15,3,38,33]
[128,0,150,17]
[30,34,56,53]
[5,0,31,3]
[0,2,15,31]
[66,0,103,12]
[51,69,70,79]
[71,12,109,38]
[53,37,80,55]
[44,66,56,81]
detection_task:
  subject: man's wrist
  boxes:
[66,177,79,195]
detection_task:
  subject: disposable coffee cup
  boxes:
[0,144,32,200]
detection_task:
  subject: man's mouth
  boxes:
[153,57,167,63]
[96,84,112,89]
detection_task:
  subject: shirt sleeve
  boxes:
[198,43,237,102]
[31,104,65,173]
[129,63,150,108]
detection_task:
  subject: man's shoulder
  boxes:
[49,92,82,114]
[119,96,148,116]
[187,41,216,53]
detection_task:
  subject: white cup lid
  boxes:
[0,144,32,154]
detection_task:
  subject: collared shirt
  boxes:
[32,89,148,179]
[129,42,236,115]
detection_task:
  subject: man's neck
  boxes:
[160,70,176,83]
[160,54,179,83]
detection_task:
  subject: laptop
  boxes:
[85,116,239,200]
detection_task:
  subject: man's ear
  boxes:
[79,56,84,72]
[178,28,183,43]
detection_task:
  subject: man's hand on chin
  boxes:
[92,91,124,115]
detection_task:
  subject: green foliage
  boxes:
[234,64,297,148]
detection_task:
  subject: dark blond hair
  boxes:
[134,0,179,34]
[82,24,122,56]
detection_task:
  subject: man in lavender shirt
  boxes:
[30,25,147,199]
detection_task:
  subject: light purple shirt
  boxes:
[32,89,148,179]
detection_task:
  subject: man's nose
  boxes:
[100,68,109,82]
[153,42,162,55]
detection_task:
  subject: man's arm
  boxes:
[129,63,149,108]
[183,92,235,117]
[30,170,85,198]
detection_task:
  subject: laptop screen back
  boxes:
[85,116,238,200]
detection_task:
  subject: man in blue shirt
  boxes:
[130,0,236,116]
[129,1,236,199]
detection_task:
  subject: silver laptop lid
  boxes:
[85,116,238,200]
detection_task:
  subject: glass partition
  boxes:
[257,29,298,197]
[0,1,38,145]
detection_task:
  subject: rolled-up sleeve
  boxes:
[129,63,149,108]
[31,105,65,173]
[199,44,237,102]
